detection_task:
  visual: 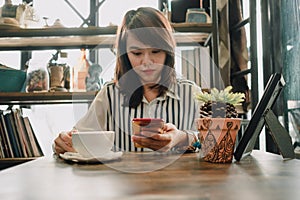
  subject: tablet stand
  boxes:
[264,109,295,159]
[240,108,295,161]
[234,73,295,161]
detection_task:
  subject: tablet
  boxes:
[234,73,295,161]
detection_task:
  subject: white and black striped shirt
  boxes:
[75,79,201,151]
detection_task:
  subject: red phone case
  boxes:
[132,118,164,126]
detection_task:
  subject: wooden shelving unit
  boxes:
[0,23,212,50]
[0,23,216,107]
[0,157,36,170]
[0,91,97,105]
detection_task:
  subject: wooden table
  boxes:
[0,150,300,200]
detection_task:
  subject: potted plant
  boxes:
[194,86,245,163]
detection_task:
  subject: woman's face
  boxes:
[126,35,166,85]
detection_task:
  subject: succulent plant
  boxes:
[194,86,245,118]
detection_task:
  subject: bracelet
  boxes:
[192,140,201,149]
[175,130,200,153]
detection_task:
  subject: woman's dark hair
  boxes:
[114,7,177,108]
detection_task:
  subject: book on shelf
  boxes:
[0,115,5,158]
[0,114,13,158]
[0,109,43,159]
[23,117,43,157]
[3,113,22,158]
[9,111,29,157]
[12,109,33,157]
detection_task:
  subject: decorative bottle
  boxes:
[72,49,90,91]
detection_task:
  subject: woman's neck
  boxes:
[143,85,159,102]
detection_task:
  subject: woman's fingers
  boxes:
[131,122,180,151]
[54,138,75,153]
[132,133,172,151]
[54,132,75,153]
[55,145,67,154]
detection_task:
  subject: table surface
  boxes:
[0,150,300,200]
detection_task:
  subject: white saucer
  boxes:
[59,151,123,163]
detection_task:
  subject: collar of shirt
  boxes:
[114,81,180,102]
[141,83,180,103]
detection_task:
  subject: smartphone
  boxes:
[132,118,164,127]
[132,118,165,148]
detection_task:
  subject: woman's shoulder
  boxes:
[103,80,115,87]
[100,80,117,90]
[176,78,199,87]
[175,78,202,93]
[95,80,116,95]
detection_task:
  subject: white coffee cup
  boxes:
[72,131,115,158]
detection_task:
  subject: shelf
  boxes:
[0,23,211,50]
[0,157,36,170]
[0,91,97,105]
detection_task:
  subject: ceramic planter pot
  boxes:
[196,118,242,163]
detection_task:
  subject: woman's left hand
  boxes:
[131,123,186,152]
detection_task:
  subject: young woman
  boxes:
[53,7,201,154]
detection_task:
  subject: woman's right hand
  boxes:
[53,131,76,154]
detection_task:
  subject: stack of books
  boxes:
[0,108,43,159]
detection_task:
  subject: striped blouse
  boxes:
[74,79,201,152]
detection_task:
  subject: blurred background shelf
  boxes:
[0,91,97,105]
[0,157,37,170]
[0,24,211,51]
